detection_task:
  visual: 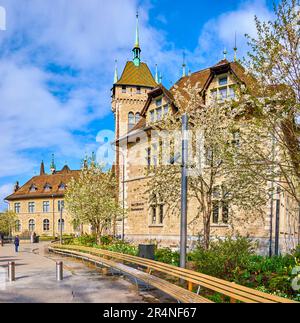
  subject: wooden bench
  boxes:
[50,247,213,303]
[49,244,298,304]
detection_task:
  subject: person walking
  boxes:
[14,235,20,253]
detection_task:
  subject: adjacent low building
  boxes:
[5,159,81,237]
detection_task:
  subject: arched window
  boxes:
[43,219,50,231]
[29,219,35,232]
[15,220,21,232]
[135,112,141,124]
[58,219,65,232]
[128,112,135,130]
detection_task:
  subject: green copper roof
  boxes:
[116,61,157,88]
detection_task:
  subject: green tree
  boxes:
[0,211,17,236]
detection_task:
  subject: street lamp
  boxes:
[60,206,64,245]
[180,113,189,269]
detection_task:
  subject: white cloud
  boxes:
[195,0,273,65]
[0,183,13,210]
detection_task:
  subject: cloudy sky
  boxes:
[0,0,275,209]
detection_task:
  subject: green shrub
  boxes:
[190,236,255,280]
[155,248,180,266]
[72,234,97,247]
[100,235,114,245]
[98,241,138,256]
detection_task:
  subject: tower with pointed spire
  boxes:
[40,161,45,176]
[50,154,56,174]
[182,52,187,78]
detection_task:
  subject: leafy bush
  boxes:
[189,236,255,279]
[71,234,97,247]
[98,241,138,256]
[100,235,114,245]
[155,248,180,266]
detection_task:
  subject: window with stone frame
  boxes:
[210,75,236,102]
[43,201,50,213]
[211,186,229,225]
[58,200,65,212]
[28,202,35,213]
[128,112,135,131]
[28,219,35,232]
[58,218,65,232]
[150,194,164,225]
[15,220,21,232]
[14,202,21,213]
[122,85,126,93]
[43,219,50,231]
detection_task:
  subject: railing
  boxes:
[49,244,298,304]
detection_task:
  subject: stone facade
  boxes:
[112,53,300,254]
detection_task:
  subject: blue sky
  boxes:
[0,0,275,210]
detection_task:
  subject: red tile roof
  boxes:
[5,167,80,201]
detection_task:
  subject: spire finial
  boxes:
[182,51,187,77]
[155,64,159,83]
[114,59,118,83]
[135,10,139,48]
[234,32,238,62]
[223,48,228,59]
[40,160,45,176]
[132,10,141,67]
[50,154,56,174]
[159,72,163,84]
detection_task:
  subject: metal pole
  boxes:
[60,207,63,245]
[8,262,15,282]
[122,162,125,241]
[269,135,276,257]
[56,261,63,281]
[180,113,188,269]
[274,197,280,256]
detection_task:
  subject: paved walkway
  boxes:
[0,243,157,303]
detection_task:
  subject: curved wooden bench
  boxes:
[49,244,298,303]
[50,247,212,303]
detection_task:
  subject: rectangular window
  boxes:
[43,201,50,213]
[122,86,126,93]
[136,87,141,94]
[219,87,227,101]
[58,200,65,212]
[28,202,35,213]
[229,86,235,99]
[159,205,164,224]
[156,99,162,107]
[150,110,155,123]
[211,89,218,101]
[212,202,219,224]
[146,148,151,169]
[151,206,157,224]
[219,77,228,86]
[157,107,162,121]
[222,202,229,224]
[14,203,21,214]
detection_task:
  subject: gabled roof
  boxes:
[140,84,176,117]
[115,61,157,88]
[5,167,80,201]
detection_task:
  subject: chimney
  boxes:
[14,181,20,192]
[40,161,45,175]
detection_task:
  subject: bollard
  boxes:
[56,261,63,281]
[8,262,15,282]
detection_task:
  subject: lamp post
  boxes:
[180,113,189,269]
[60,206,64,245]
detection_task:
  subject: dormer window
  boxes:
[29,184,37,193]
[219,76,228,86]
[44,183,52,192]
[149,99,169,123]
[58,183,66,191]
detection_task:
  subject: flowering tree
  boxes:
[146,81,268,249]
[65,159,122,241]
[234,0,300,202]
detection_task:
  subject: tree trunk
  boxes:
[203,212,211,250]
